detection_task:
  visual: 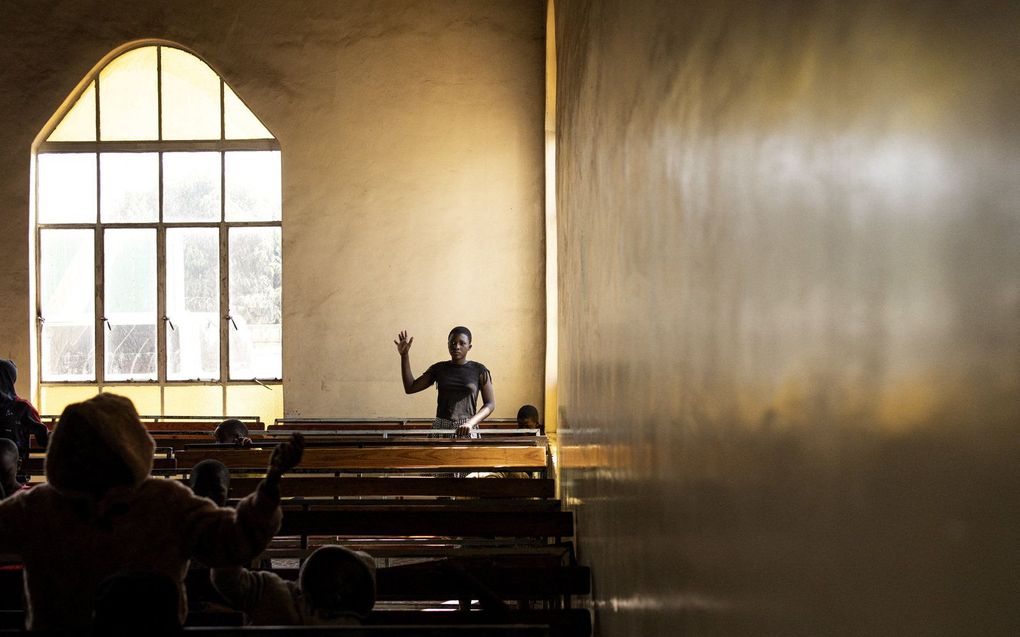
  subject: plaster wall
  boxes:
[555,1,1019,634]
[0,0,546,418]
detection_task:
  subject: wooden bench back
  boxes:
[230,476,555,499]
[175,446,548,473]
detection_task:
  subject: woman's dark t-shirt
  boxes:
[424,361,492,421]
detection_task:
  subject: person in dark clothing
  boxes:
[395,326,495,437]
[0,360,48,481]
[93,571,182,636]
[213,419,252,447]
[190,459,230,507]
[0,439,21,499]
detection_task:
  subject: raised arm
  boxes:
[187,433,304,566]
[458,373,495,436]
[395,330,433,394]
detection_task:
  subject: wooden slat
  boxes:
[231,476,555,499]
[277,509,573,538]
[261,564,590,600]
[25,456,176,474]
[186,436,546,449]
[269,421,522,431]
[365,610,590,637]
[176,446,547,472]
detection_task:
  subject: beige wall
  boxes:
[555,1,1019,635]
[0,1,546,419]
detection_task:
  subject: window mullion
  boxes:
[94,220,105,386]
[157,152,167,388]
[219,150,230,386]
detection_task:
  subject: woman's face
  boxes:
[448,333,472,363]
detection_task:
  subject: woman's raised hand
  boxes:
[394,330,413,356]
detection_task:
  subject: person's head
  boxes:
[0,359,17,401]
[93,571,181,635]
[299,545,377,618]
[447,326,473,364]
[0,438,19,496]
[46,393,155,499]
[516,404,540,429]
[213,419,249,444]
[189,459,230,507]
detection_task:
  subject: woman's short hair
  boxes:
[448,326,472,343]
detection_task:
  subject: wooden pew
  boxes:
[270,418,529,434]
[277,508,573,541]
[40,414,264,433]
[0,623,552,636]
[230,476,555,500]
[174,446,549,475]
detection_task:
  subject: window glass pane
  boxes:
[161,47,221,141]
[225,151,281,221]
[163,152,221,222]
[224,84,272,140]
[39,385,98,417]
[48,81,97,142]
[164,385,223,417]
[99,46,158,141]
[229,227,281,379]
[167,228,220,380]
[100,153,158,223]
[40,229,95,381]
[226,384,282,429]
[104,229,157,381]
[37,153,97,224]
[100,385,161,416]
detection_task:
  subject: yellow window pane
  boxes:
[100,385,161,416]
[224,84,273,140]
[99,46,158,141]
[226,384,282,429]
[164,385,223,417]
[39,385,99,418]
[48,81,97,142]
[161,47,221,141]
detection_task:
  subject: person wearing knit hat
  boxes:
[0,393,304,632]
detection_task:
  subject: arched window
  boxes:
[33,43,282,420]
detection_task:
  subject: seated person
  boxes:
[470,404,541,479]
[92,571,182,636]
[211,545,376,625]
[516,404,541,434]
[0,439,21,500]
[0,393,304,632]
[0,359,48,482]
[190,459,230,507]
[214,418,252,447]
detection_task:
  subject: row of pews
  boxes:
[7,415,590,637]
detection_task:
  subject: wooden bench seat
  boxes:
[175,446,549,474]
[187,436,548,448]
[186,562,589,607]
[277,508,573,540]
[231,476,555,500]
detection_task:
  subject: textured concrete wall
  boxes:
[555,1,1019,635]
[0,0,545,417]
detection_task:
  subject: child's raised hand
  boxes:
[394,330,413,355]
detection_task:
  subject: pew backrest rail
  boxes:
[175,446,549,475]
[230,476,556,500]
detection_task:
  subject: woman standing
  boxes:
[394,326,495,437]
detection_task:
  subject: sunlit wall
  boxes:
[555,1,1019,634]
[0,0,546,421]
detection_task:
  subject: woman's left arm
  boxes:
[458,374,495,436]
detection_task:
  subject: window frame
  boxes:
[33,43,282,411]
